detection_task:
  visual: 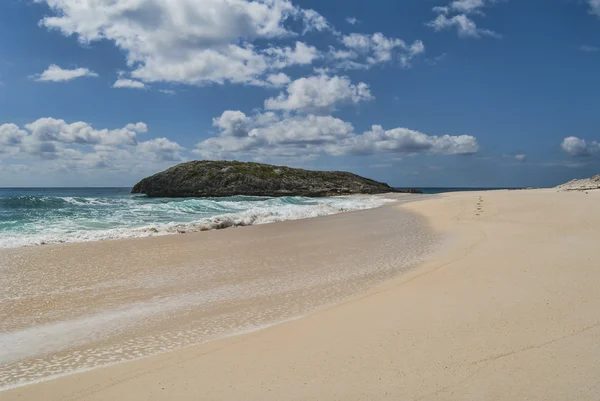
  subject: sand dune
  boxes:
[2,189,600,400]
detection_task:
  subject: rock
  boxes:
[131,160,422,197]
[556,174,600,191]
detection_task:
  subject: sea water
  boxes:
[1,183,509,392]
[0,188,392,248]
[0,192,441,391]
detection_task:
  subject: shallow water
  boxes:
[0,188,390,248]
[0,195,442,391]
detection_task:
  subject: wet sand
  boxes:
[0,194,439,391]
[3,189,600,400]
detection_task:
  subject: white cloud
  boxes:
[36,0,328,86]
[0,118,186,173]
[252,115,353,149]
[427,13,500,38]
[113,79,146,89]
[0,124,27,146]
[132,41,318,86]
[137,138,185,161]
[561,136,600,157]
[24,118,139,146]
[264,41,320,69]
[125,122,148,133]
[339,33,425,68]
[301,9,331,33]
[196,110,479,160]
[213,110,252,138]
[332,125,479,156]
[346,17,359,25]
[428,1,501,39]
[0,124,27,156]
[329,48,358,60]
[450,0,485,14]
[590,0,600,17]
[158,89,176,95]
[197,112,354,160]
[266,73,292,87]
[32,64,98,82]
[514,154,527,162]
[264,75,373,113]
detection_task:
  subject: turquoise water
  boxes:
[0,188,390,248]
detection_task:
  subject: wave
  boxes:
[0,195,392,248]
[0,195,118,209]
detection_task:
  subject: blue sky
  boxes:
[1,0,599,188]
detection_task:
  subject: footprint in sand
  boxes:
[476,196,484,216]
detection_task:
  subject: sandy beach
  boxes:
[3,189,600,400]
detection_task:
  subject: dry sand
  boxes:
[3,189,600,400]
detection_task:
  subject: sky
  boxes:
[0,0,600,188]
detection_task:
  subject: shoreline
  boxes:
[1,195,441,392]
[4,189,600,400]
[0,192,411,249]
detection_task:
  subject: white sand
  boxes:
[2,189,600,400]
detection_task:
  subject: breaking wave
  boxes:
[0,189,392,248]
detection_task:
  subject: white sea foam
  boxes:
[0,193,436,391]
[0,196,393,248]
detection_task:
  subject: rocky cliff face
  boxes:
[131,161,419,197]
[556,174,600,191]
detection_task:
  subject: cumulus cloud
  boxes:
[301,9,331,33]
[331,125,480,156]
[32,64,98,82]
[266,73,292,87]
[263,41,320,69]
[339,33,425,68]
[36,0,328,86]
[24,118,139,146]
[561,136,600,157]
[197,112,353,160]
[0,118,186,173]
[346,17,359,25]
[212,110,252,138]
[427,13,500,38]
[137,138,185,161]
[0,124,27,146]
[113,79,146,89]
[450,0,486,14]
[196,110,479,160]
[125,122,148,133]
[264,75,373,113]
[428,1,501,38]
[34,1,427,87]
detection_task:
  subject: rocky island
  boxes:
[131,160,420,197]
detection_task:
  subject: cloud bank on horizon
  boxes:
[0,0,599,186]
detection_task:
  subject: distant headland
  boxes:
[556,174,600,191]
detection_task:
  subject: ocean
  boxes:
[0,188,441,390]
[0,187,509,249]
[0,187,392,248]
